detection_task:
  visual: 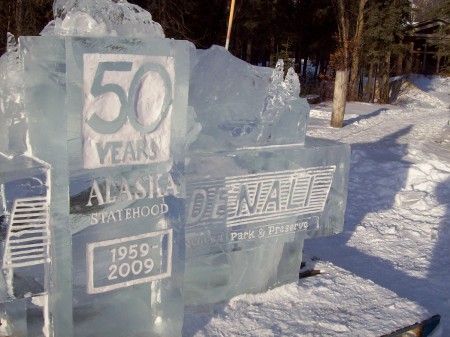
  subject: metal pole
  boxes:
[225,0,236,50]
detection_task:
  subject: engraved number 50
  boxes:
[87,61,172,134]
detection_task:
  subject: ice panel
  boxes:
[65,37,189,336]
[65,37,191,173]
[188,46,309,153]
[21,35,71,336]
[0,156,50,302]
[22,34,191,337]
[184,138,350,305]
[69,169,185,337]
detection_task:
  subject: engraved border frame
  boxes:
[86,229,173,294]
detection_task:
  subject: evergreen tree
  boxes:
[412,0,449,21]
[363,0,412,103]
[0,0,53,55]
[230,0,273,63]
[426,0,450,74]
[143,0,227,47]
[296,0,337,78]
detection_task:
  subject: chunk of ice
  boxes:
[42,0,164,38]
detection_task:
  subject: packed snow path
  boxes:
[183,75,450,336]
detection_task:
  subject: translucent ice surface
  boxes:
[21,35,190,337]
[42,0,164,38]
[0,0,351,334]
[184,45,350,306]
[184,139,350,305]
[0,55,7,154]
[0,155,51,336]
[0,34,28,156]
[188,46,310,152]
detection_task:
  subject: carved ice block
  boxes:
[0,155,51,335]
[184,138,350,305]
[22,36,190,337]
[188,46,310,153]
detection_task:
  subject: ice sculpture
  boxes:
[184,48,350,305]
[0,0,350,335]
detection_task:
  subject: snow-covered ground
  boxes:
[183,75,450,336]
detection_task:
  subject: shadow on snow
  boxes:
[304,124,449,332]
[343,108,388,127]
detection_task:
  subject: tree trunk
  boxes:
[269,36,276,67]
[269,0,278,67]
[395,52,404,76]
[6,2,13,33]
[366,62,374,102]
[373,65,380,103]
[320,57,328,76]
[436,53,441,74]
[331,70,349,128]
[380,51,391,104]
[335,0,350,67]
[294,49,300,73]
[15,0,23,37]
[302,56,308,78]
[314,57,319,78]
[422,43,428,73]
[405,42,414,75]
[329,0,351,127]
[358,65,364,99]
[347,0,367,101]
[246,40,252,63]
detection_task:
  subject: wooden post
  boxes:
[225,0,236,50]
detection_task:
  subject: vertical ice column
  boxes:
[4,34,28,156]
[21,35,70,337]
